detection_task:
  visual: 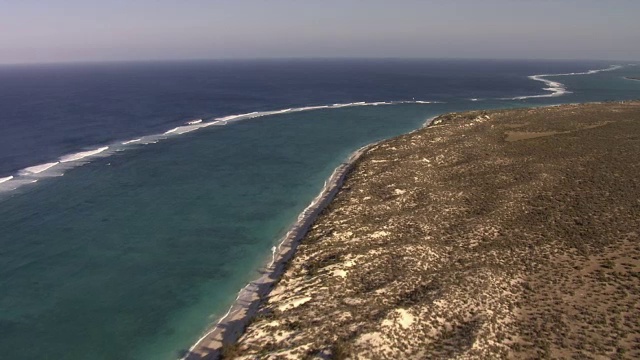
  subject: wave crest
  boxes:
[0,99,440,194]
[59,147,109,163]
[20,162,60,175]
[508,65,622,100]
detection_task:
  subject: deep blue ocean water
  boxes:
[0,59,639,359]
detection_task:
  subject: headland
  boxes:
[226,101,640,359]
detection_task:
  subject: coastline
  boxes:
[182,115,438,359]
[181,117,434,359]
[228,100,640,358]
[180,100,619,358]
[1,60,637,360]
[181,143,380,359]
[181,102,637,358]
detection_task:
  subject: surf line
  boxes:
[509,64,623,100]
[0,100,441,195]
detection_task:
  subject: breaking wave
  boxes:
[59,147,109,163]
[508,65,622,100]
[20,162,59,175]
[122,138,142,145]
[0,99,440,194]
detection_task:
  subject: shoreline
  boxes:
[181,101,629,358]
[181,143,380,359]
[180,116,436,359]
[231,100,640,358]
[180,101,612,358]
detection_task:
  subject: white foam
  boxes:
[388,100,441,105]
[0,176,13,184]
[216,112,259,122]
[297,105,330,111]
[216,115,241,122]
[59,146,109,163]
[20,162,59,175]
[206,101,438,124]
[510,65,622,100]
[510,75,569,100]
[166,124,203,135]
[308,105,331,110]
[201,120,227,127]
[332,102,367,107]
[554,65,622,76]
[2,100,442,195]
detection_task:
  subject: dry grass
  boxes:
[233,101,640,359]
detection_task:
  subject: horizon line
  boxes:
[1,56,638,67]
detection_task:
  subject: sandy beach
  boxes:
[220,101,640,359]
[181,114,440,359]
[182,142,390,359]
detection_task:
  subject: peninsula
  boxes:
[201,101,640,359]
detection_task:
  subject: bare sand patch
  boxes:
[505,131,563,141]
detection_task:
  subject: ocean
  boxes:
[0,59,639,359]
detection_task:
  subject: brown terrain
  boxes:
[226,101,640,359]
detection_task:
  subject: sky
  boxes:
[1,0,639,64]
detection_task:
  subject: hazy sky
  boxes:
[1,0,639,64]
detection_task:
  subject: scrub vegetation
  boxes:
[234,101,640,359]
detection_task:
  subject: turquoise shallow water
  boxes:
[0,104,452,359]
[0,61,639,359]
